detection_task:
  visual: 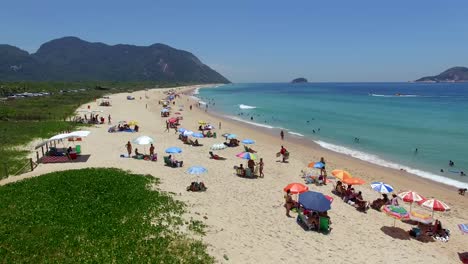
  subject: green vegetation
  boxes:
[0,168,214,263]
[0,81,193,178]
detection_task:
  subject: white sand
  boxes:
[2,85,467,263]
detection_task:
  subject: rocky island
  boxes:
[291,77,308,83]
[415,66,468,82]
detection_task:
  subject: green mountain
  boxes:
[0,37,229,83]
[415,67,468,82]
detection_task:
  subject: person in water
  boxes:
[449,160,455,167]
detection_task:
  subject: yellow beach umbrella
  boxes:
[331,169,352,180]
[128,120,138,126]
[198,120,206,125]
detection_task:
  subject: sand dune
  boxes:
[3,85,467,263]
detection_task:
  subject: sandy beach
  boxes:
[3,85,467,263]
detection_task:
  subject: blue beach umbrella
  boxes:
[165,147,182,154]
[242,139,255,144]
[161,108,169,113]
[298,191,332,212]
[370,182,394,194]
[192,132,204,138]
[227,134,237,139]
[178,128,187,133]
[187,166,207,175]
[313,162,325,169]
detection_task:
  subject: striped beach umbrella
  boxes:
[236,152,257,160]
[397,191,425,203]
[370,182,394,194]
[409,211,434,224]
[382,205,410,226]
[458,224,468,235]
[418,198,450,215]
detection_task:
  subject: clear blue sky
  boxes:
[1,0,467,82]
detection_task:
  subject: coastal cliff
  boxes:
[415,67,468,82]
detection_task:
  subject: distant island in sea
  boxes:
[291,77,308,83]
[0,36,230,83]
[415,66,468,82]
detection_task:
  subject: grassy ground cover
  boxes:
[0,168,213,263]
[0,81,196,178]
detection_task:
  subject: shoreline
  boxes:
[192,86,468,191]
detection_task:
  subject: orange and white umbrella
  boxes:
[331,169,352,180]
[283,183,309,194]
[342,177,365,185]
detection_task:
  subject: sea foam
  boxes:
[315,140,468,189]
[226,116,274,129]
[288,131,304,137]
[239,104,257,109]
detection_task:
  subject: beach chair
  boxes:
[75,145,81,154]
[296,212,316,231]
[319,217,331,234]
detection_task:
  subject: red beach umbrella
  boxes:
[397,191,426,203]
[418,198,450,214]
[283,183,309,194]
[168,117,178,123]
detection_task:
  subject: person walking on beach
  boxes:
[108,114,111,124]
[165,120,170,132]
[190,105,192,110]
[125,141,132,157]
[284,189,296,217]
[258,158,264,178]
[219,121,222,129]
[280,130,284,140]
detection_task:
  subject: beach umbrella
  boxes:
[206,125,214,130]
[191,133,204,138]
[283,183,309,194]
[308,162,324,169]
[165,147,182,154]
[168,117,178,123]
[211,143,227,150]
[342,177,366,185]
[458,224,468,235]
[370,182,394,194]
[132,136,154,145]
[409,211,434,225]
[298,191,332,212]
[325,195,334,203]
[236,152,257,160]
[186,166,208,175]
[382,205,410,226]
[331,169,352,180]
[397,191,426,203]
[183,130,194,137]
[128,120,138,126]
[227,134,237,139]
[418,198,450,216]
[161,108,169,113]
[242,139,255,144]
[178,128,187,133]
[198,120,206,125]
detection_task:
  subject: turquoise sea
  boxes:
[197,83,468,189]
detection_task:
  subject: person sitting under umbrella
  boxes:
[306,211,320,230]
[134,148,142,156]
[247,159,255,173]
[371,193,389,210]
[354,191,370,211]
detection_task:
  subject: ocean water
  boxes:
[197,83,468,189]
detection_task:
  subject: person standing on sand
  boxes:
[280,130,284,140]
[125,141,132,157]
[108,114,111,124]
[165,120,170,132]
[258,158,264,178]
[284,189,296,217]
[190,105,192,110]
[219,121,222,130]
[149,143,155,156]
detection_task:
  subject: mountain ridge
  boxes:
[0,36,230,83]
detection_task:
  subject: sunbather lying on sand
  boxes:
[371,194,389,210]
